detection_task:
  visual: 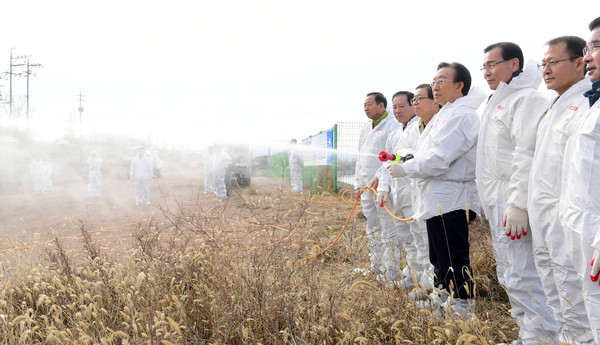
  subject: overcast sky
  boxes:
[0,0,595,150]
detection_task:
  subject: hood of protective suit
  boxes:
[501,60,542,90]
[452,86,486,110]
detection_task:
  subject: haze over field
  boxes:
[0,0,595,150]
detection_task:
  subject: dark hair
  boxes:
[415,83,433,99]
[484,42,524,71]
[547,36,587,77]
[589,16,600,31]
[547,36,586,58]
[366,92,387,108]
[415,83,442,109]
[437,62,472,96]
[392,91,415,105]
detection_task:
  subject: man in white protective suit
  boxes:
[560,16,600,344]
[289,139,304,193]
[354,92,400,275]
[528,36,594,344]
[87,151,102,198]
[204,146,215,195]
[388,63,484,318]
[403,84,441,298]
[30,158,45,194]
[213,146,232,199]
[130,147,153,205]
[476,42,559,345]
[43,160,53,192]
[375,90,430,289]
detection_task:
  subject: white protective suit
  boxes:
[43,160,53,192]
[87,152,102,198]
[376,116,432,288]
[30,158,45,194]
[204,150,215,194]
[289,148,304,192]
[528,78,593,344]
[213,149,233,199]
[560,94,600,344]
[130,152,153,205]
[476,61,560,344]
[404,88,485,221]
[354,113,400,274]
[408,115,439,291]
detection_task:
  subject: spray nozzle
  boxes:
[379,151,397,162]
[378,151,414,163]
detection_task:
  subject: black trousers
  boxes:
[426,209,475,299]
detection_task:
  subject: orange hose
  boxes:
[362,186,413,222]
[298,185,412,263]
[298,188,362,263]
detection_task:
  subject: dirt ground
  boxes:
[0,159,322,258]
[0,170,183,240]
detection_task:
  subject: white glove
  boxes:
[376,191,388,207]
[387,163,406,178]
[503,205,528,240]
[591,250,600,284]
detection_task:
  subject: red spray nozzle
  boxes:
[379,151,396,162]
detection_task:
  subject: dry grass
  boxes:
[0,184,519,344]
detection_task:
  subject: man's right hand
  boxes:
[354,188,362,200]
[369,177,379,190]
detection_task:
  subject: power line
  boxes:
[4,48,26,116]
[1,49,42,118]
[74,89,85,137]
[25,56,43,119]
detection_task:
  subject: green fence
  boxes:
[262,122,365,193]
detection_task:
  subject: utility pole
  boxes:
[75,89,85,137]
[25,56,43,119]
[7,48,26,117]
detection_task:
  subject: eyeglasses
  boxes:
[583,41,600,55]
[411,96,432,105]
[537,57,578,70]
[480,60,508,72]
[430,79,453,88]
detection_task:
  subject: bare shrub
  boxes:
[0,183,519,344]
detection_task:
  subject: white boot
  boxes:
[368,252,383,275]
[400,266,415,289]
[442,298,476,319]
[416,289,447,310]
[407,288,428,301]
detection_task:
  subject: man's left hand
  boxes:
[387,163,406,178]
[591,250,600,284]
[503,205,528,240]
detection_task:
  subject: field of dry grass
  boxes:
[0,142,520,344]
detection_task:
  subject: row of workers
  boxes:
[354,17,600,345]
[86,148,156,205]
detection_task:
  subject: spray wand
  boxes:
[378,151,414,163]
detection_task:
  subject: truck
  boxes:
[213,143,270,194]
